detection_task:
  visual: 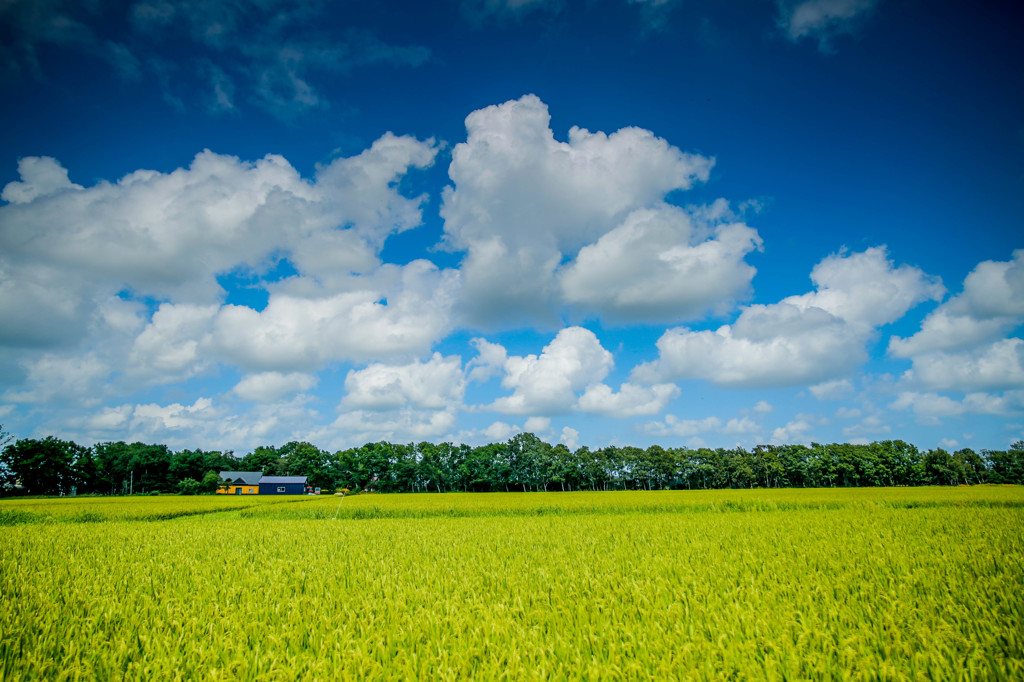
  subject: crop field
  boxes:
[1,488,1022,680]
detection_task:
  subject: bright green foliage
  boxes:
[176,478,202,495]
[1,488,1022,680]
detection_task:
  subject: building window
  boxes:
[277,486,286,493]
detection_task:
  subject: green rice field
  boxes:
[1,487,1022,680]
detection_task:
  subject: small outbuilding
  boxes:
[218,471,263,495]
[259,476,308,495]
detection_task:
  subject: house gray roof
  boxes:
[259,476,308,484]
[219,471,263,486]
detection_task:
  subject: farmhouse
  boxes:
[259,476,308,495]
[218,471,262,495]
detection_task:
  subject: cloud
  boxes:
[121,268,453,385]
[643,415,722,438]
[4,0,430,115]
[771,419,813,444]
[0,136,438,355]
[133,397,220,431]
[722,416,761,435]
[127,303,219,384]
[1,151,309,306]
[0,297,146,403]
[889,390,1024,419]
[441,95,717,327]
[559,205,762,322]
[961,392,1024,416]
[483,420,519,441]
[575,382,679,417]
[85,405,134,431]
[1,156,82,204]
[0,260,97,348]
[460,0,562,24]
[341,353,466,411]
[889,392,963,418]
[2,352,112,406]
[841,414,890,438]
[902,340,1024,392]
[627,0,681,31]
[633,247,943,387]
[328,352,468,446]
[778,0,879,51]
[233,372,317,402]
[66,395,324,450]
[212,262,458,372]
[0,0,143,79]
[2,0,430,118]
[643,412,765,439]
[489,327,614,415]
[330,408,458,445]
[146,0,434,117]
[467,338,508,382]
[890,250,1024,357]
[1,136,435,283]
[559,426,579,450]
[524,416,552,434]
[199,60,237,113]
[891,251,1024,392]
[809,379,854,400]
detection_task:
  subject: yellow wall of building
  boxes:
[216,485,259,495]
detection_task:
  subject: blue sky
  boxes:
[1,0,1021,453]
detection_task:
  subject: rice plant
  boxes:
[1,488,1021,679]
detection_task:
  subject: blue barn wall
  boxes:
[258,477,308,495]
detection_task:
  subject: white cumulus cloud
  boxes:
[643,415,722,438]
[576,382,679,417]
[210,261,459,372]
[233,372,317,403]
[341,353,466,411]
[771,418,814,444]
[633,247,943,387]
[891,251,1024,393]
[331,408,458,445]
[0,135,438,351]
[1,156,82,204]
[560,205,762,322]
[441,94,718,326]
[489,326,614,415]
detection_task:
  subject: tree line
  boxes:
[1,425,1022,497]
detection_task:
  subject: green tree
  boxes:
[1,437,87,496]
[176,478,202,495]
[985,442,1024,484]
[242,446,284,476]
[74,447,102,493]
[126,443,174,493]
[201,470,223,493]
[170,449,210,483]
[280,441,333,490]
[92,441,134,494]
[920,448,957,486]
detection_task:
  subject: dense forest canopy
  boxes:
[2,425,1022,496]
